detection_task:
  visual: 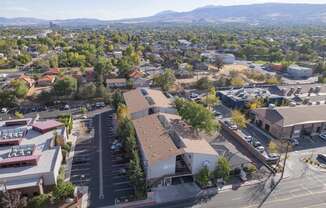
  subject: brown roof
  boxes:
[132,114,183,166]
[123,88,150,114]
[128,70,143,79]
[254,105,326,127]
[123,88,172,115]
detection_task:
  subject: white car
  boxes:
[319,133,326,141]
[256,146,265,153]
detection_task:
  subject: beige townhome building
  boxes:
[132,113,218,186]
[123,88,177,120]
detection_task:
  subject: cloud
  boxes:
[0,7,31,12]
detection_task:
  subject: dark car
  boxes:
[317,154,326,163]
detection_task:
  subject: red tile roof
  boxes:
[128,69,143,79]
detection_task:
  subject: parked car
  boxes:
[319,133,326,141]
[317,154,326,163]
[252,140,262,148]
[239,169,247,182]
[224,120,238,130]
[255,146,265,153]
[244,135,253,143]
[288,138,299,146]
[213,110,223,119]
[1,108,8,113]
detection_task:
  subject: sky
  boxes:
[0,0,325,20]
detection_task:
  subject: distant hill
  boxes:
[1,3,326,27]
[118,3,326,25]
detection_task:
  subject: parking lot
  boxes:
[211,129,263,169]
[80,110,135,207]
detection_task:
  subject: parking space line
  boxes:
[114,187,134,192]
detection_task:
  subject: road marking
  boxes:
[114,187,134,192]
[98,114,104,200]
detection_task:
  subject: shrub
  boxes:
[243,164,257,174]
[53,181,75,202]
[28,194,50,208]
[195,166,211,188]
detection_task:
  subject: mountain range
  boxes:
[1,3,326,27]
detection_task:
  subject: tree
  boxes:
[53,76,77,97]
[175,98,219,135]
[247,98,264,110]
[152,69,176,92]
[53,181,75,202]
[78,83,96,99]
[196,77,213,90]
[230,76,245,87]
[0,191,27,208]
[215,56,224,71]
[231,110,248,129]
[112,90,125,110]
[117,117,135,140]
[205,87,219,110]
[15,111,24,119]
[11,80,29,98]
[214,156,231,180]
[195,166,211,187]
[0,90,18,108]
[117,103,128,122]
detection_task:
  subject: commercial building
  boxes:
[123,88,177,120]
[0,118,65,196]
[253,105,326,140]
[269,84,326,105]
[218,88,283,109]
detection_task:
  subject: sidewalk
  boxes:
[64,120,80,182]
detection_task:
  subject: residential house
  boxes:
[253,105,326,140]
[44,68,61,76]
[106,78,127,89]
[37,75,55,86]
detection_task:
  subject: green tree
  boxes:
[11,80,29,98]
[214,156,231,180]
[53,76,77,97]
[175,98,219,135]
[231,110,248,128]
[205,87,219,110]
[117,117,135,139]
[152,69,176,91]
[112,90,125,110]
